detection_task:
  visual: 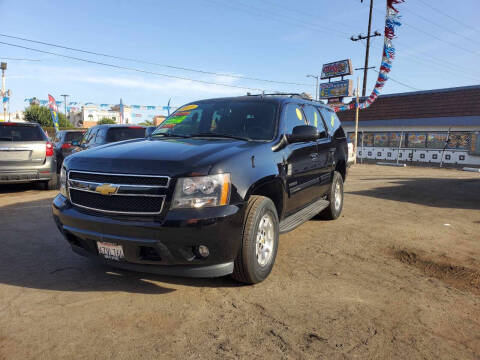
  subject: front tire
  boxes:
[319,171,344,220]
[232,195,279,284]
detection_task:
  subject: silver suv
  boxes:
[0,122,57,189]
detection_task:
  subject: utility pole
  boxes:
[1,62,7,122]
[61,94,69,121]
[306,74,320,101]
[354,77,360,165]
[351,0,382,97]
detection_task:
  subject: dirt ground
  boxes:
[0,165,479,359]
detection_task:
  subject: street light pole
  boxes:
[1,62,7,122]
[60,94,69,121]
[306,74,320,101]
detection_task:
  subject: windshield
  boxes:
[65,132,84,142]
[152,101,277,140]
[106,127,146,142]
[0,124,46,141]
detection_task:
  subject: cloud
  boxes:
[10,63,254,97]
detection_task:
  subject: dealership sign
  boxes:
[320,80,353,99]
[321,59,353,79]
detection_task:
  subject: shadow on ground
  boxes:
[347,177,480,210]
[0,198,240,294]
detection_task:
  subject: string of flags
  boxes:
[24,98,172,111]
[335,0,404,112]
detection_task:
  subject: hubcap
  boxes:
[255,213,275,267]
[334,181,342,210]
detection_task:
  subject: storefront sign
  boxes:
[321,59,353,79]
[320,80,353,99]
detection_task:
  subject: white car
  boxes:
[347,137,356,167]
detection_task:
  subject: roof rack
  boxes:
[246,92,314,101]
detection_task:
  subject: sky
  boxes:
[0,0,479,122]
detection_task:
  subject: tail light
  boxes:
[61,143,72,149]
[46,142,54,157]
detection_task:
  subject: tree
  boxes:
[139,120,153,126]
[97,118,116,125]
[24,105,72,128]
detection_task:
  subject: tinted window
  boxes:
[303,105,326,133]
[318,107,337,135]
[374,133,389,147]
[154,101,277,140]
[65,132,84,142]
[106,127,145,142]
[0,124,46,141]
[282,103,306,134]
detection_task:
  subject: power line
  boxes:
[372,69,421,91]
[202,0,350,39]
[0,40,274,92]
[0,33,312,87]
[401,7,480,47]
[0,57,40,61]
[372,7,477,56]
[416,0,480,34]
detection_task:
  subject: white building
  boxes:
[69,104,131,128]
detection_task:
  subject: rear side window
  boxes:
[65,132,84,142]
[0,124,46,141]
[303,105,326,133]
[318,107,338,135]
[282,103,306,134]
[106,127,145,142]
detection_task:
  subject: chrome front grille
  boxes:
[67,170,170,215]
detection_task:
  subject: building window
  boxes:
[374,133,389,147]
[427,133,448,149]
[363,133,374,147]
[448,132,471,150]
[389,132,405,148]
[407,132,427,148]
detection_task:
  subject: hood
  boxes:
[64,137,259,176]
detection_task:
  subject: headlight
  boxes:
[60,167,68,198]
[172,174,230,209]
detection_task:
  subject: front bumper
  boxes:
[52,194,245,278]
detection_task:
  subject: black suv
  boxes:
[52,95,348,284]
[71,124,146,152]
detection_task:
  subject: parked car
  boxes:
[0,122,57,189]
[145,126,157,137]
[53,95,348,283]
[347,136,356,167]
[71,124,146,152]
[53,130,85,172]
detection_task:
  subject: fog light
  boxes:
[197,245,209,258]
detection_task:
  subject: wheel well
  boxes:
[250,181,284,219]
[336,160,346,181]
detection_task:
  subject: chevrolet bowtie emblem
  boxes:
[95,183,118,196]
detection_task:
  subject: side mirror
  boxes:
[318,130,327,139]
[71,140,79,146]
[287,125,318,143]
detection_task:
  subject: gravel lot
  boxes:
[0,165,479,359]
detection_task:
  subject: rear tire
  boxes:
[232,195,279,284]
[40,176,58,190]
[318,171,343,220]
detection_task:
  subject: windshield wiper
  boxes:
[190,133,251,141]
[151,133,191,138]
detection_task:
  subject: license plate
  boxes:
[97,241,124,261]
[0,150,30,161]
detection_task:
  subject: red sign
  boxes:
[321,59,353,79]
